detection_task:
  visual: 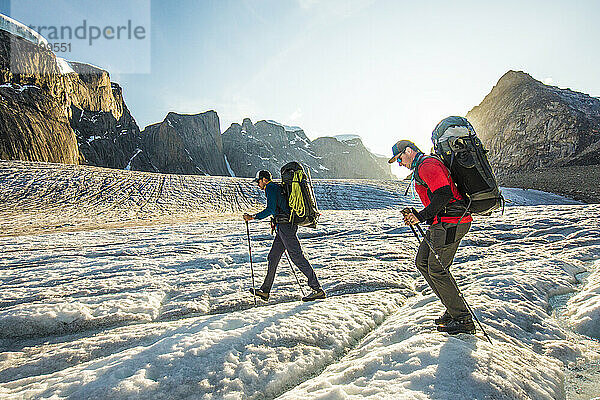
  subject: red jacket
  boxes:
[414,156,472,225]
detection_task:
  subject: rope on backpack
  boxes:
[289,170,306,220]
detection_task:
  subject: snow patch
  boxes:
[501,187,583,206]
[56,57,75,74]
[66,60,106,73]
[224,155,235,177]
[86,135,102,144]
[0,290,166,339]
[124,148,143,170]
[0,13,48,46]
[333,134,361,142]
[565,260,600,338]
[266,119,303,132]
[0,82,40,93]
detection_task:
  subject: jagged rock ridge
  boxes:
[311,136,392,179]
[0,28,79,164]
[68,62,155,171]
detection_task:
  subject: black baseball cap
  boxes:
[253,170,272,182]
[388,140,421,163]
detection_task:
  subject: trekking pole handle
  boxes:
[401,207,419,216]
[402,208,422,246]
[402,207,421,226]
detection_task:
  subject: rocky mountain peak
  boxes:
[139,110,228,175]
[497,70,535,87]
[467,70,600,171]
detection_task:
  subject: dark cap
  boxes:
[388,140,421,163]
[253,170,272,182]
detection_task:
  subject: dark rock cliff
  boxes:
[141,111,229,175]
[68,62,154,171]
[222,118,320,177]
[0,25,149,170]
[0,29,79,164]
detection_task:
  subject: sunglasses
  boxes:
[396,148,407,163]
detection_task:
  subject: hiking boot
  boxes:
[302,288,326,302]
[249,288,269,301]
[436,317,476,335]
[434,311,452,325]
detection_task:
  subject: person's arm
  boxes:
[254,184,277,220]
[416,187,453,222]
[415,161,453,222]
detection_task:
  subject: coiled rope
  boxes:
[289,170,305,220]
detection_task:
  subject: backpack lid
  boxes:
[431,116,471,144]
[280,161,304,175]
[435,126,470,145]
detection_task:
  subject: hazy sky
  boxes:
[7,0,600,175]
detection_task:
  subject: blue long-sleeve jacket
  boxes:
[255,182,291,220]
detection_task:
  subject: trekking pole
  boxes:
[408,225,420,246]
[283,251,306,297]
[402,209,492,344]
[246,221,257,307]
[275,226,306,297]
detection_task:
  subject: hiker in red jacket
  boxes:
[389,140,475,335]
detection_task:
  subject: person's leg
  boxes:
[260,230,285,293]
[427,222,471,319]
[277,223,321,290]
[415,227,442,299]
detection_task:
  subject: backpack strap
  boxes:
[412,153,446,188]
[411,153,429,188]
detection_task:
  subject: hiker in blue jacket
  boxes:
[243,170,325,302]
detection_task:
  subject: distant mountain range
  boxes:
[0,15,393,179]
[222,118,391,178]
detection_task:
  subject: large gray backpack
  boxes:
[431,116,504,215]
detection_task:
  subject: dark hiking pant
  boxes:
[260,223,321,293]
[415,221,471,320]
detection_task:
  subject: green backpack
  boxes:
[280,162,320,228]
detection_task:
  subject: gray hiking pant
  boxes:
[260,223,321,293]
[415,221,471,320]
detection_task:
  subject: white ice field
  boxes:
[0,160,599,400]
